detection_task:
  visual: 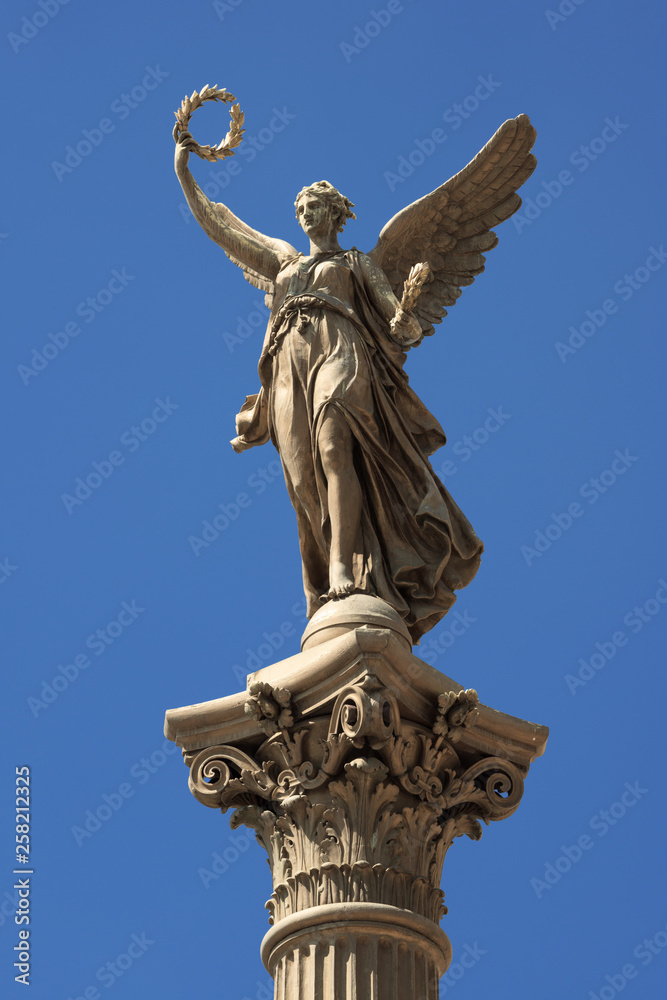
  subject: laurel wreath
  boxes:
[400,262,431,312]
[173,84,245,162]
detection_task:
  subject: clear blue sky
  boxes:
[3,1,666,997]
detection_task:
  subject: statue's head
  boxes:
[294,180,356,234]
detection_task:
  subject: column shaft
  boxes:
[262,903,450,1000]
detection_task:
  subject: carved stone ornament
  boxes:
[244,682,295,737]
[167,606,547,998]
[187,669,523,927]
[170,82,544,996]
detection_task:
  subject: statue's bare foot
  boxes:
[327,582,355,601]
[323,562,355,602]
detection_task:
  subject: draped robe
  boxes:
[231,248,483,643]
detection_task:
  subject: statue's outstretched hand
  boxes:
[390,306,422,346]
[173,126,198,175]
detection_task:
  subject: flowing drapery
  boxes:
[232,249,483,643]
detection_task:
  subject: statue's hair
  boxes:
[294,180,356,233]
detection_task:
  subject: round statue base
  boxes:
[301,594,412,651]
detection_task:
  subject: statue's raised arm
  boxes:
[174,128,297,302]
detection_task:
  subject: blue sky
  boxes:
[2,0,666,997]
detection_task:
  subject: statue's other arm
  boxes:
[175,137,282,281]
[358,253,422,345]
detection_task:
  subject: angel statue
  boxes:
[174,112,536,643]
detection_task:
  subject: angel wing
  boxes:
[368,114,537,343]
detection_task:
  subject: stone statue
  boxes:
[168,96,548,1000]
[174,110,536,642]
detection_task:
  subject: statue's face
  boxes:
[296,194,332,237]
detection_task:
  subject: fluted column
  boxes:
[263,903,450,1000]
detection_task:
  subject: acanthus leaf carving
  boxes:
[382,729,459,806]
[274,795,335,876]
[320,732,356,779]
[395,801,443,880]
[184,676,529,928]
[429,812,486,883]
[323,758,402,868]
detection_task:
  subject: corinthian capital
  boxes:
[166,600,547,999]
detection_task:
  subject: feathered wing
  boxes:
[210,202,298,309]
[368,114,537,342]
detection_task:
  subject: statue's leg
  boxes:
[317,408,362,599]
[270,359,330,608]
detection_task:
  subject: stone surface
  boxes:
[301,594,412,651]
[261,903,451,1000]
[165,607,547,998]
[174,115,537,642]
[170,102,543,997]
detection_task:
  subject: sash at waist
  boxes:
[268,291,373,356]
